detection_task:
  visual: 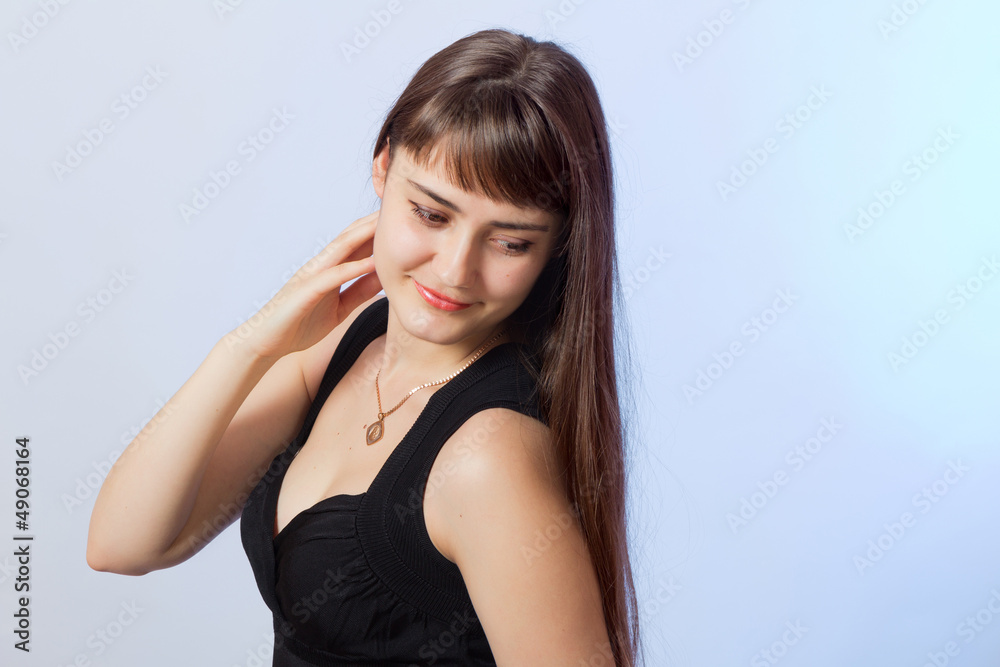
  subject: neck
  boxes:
[373,306,519,387]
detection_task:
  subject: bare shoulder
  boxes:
[426,408,610,662]
[299,292,385,401]
[436,407,564,511]
[426,407,562,560]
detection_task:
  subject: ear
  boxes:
[372,138,391,200]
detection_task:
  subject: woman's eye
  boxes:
[410,205,532,256]
[411,206,445,224]
[497,240,532,256]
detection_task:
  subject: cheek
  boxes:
[485,260,544,298]
[396,219,427,249]
[374,216,428,272]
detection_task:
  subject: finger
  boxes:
[292,219,376,283]
[341,235,375,264]
[314,237,373,275]
[336,271,383,321]
[305,255,377,301]
[337,210,379,237]
[306,215,379,275]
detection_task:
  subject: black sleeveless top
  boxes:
[240,296,545,666]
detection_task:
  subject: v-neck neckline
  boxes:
[268,297,517,546]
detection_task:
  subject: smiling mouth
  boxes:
[413,280,473,309]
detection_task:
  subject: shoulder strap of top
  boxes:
[287,296,390,457]
[244,295,547,624]
[240,296,389,617]
[356,325,546,624]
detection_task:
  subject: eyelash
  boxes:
[410,206,533,256]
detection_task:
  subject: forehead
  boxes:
[391,143,452,185]
[391,141,472,190]
[391,143,559,223]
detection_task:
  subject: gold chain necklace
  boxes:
[365,328,508,445]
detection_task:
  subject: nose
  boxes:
[434,229,478,289]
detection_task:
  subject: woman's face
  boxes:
[371,140,561,345]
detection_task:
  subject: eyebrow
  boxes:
[406,179,551,232]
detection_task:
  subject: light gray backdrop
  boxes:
[2,1,999,666]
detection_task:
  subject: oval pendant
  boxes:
[366,419,384,445]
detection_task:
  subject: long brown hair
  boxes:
[372,28,642,666]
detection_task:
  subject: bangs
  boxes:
[391,83,570,216]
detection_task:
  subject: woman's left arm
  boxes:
[431,408,613,666]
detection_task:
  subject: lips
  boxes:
[413,280,472,310]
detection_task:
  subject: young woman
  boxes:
[88,28,641,666]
